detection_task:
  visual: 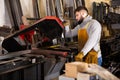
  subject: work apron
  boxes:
[78,22,98,64]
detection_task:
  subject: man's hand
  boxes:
[75,52,84,61]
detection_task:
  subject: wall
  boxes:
[0,0,34,27]
[0,0,11,27]
[85,0,110,15]
[0,0,111,27]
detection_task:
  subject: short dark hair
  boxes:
[74,6,88,13]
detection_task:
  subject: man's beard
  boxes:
[78,18,84,24]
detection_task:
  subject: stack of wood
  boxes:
[59,62,120,80]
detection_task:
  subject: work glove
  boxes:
[84,50,98,64]
[75,52,84,61]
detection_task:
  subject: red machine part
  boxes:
[19,25,34,43]
[34,16,64,29]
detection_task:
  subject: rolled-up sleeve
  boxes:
[65,25,80,38]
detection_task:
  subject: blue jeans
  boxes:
[98,57,102,66]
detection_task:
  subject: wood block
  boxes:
[77,72,90,80]
[65,62,88,78]
[59,74,75,80]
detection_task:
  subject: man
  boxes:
[65,6,102,65]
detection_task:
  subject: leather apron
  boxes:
[78,22,98,64]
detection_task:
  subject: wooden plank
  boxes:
[87,64,120,80]
[77,72,90,80]
[59,74,75,80]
